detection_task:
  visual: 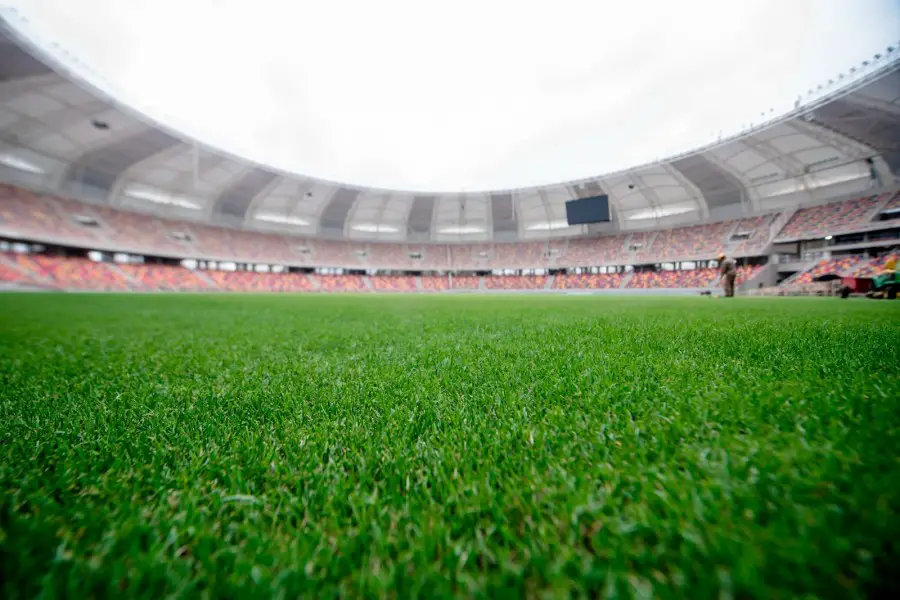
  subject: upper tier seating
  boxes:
[0,184,104,245]
[777,193,888,240]
[491,244,547,269]
[636,221,733,262]
[729,214,777,255]
[562,236,630,266]
[13,183,899,273]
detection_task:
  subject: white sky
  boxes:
[7,0,900,192]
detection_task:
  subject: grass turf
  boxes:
[1,293,899,598]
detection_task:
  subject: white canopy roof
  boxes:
[1,12,898,243]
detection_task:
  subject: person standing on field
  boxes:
[717,253,737,297]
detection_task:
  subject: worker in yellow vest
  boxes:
[884,254,897,273]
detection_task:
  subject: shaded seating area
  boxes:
[777,194,886,240]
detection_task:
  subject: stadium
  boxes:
[1,1,899,597]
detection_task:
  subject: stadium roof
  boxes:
[0,11,898,243]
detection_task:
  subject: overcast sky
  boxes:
[7,0,899,192]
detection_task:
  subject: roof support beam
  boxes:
[202,165,253,221]
[241,175,286,225]
[698,152,757,212]
[788,119,875,160]
[737,138,805,177]
[660,163,710,219]
[108,143,189,206]
[842,92,900,120]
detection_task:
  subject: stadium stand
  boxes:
[0,184,102,246]
[450,275,482,290]
[30,255,133,291]
[449,245,494,270]
[404,244,442,270]
[628,265,762,289]
[419,275,486,291]
[563,235,629,266]
[10,252,49,278]
[492,244,547,269]
[70,202,190,256]
[11,181,900,298]
[0,255,38,285]
[188,225,295,263]
[0,254,772,293]
[5,183,897,274]
[553,272,624,289]
[636,221,732,262]
[483,275,548,290]
[848,253,896,277]
[206,270,315,292]
[786,256,867,286]
[420,276,450,292]
[367,244,417,270]
[316,274,367,292]
[776,193,887,240]
[369,275,418,292]
[729,214,778,255]
[628,269,716,289]
[417,275,479,290]
[117,263,213,291]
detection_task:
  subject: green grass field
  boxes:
[1,293,899,598]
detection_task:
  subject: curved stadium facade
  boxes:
[0,9,898,293]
